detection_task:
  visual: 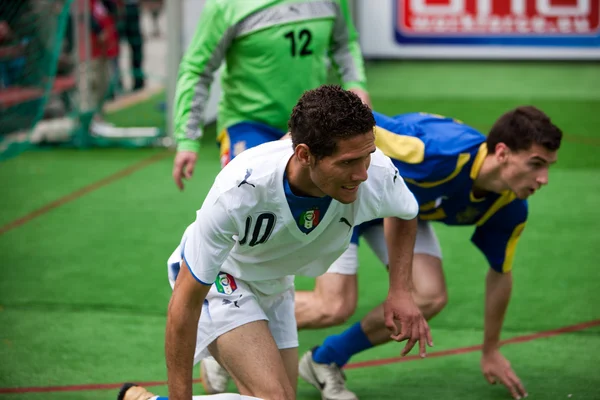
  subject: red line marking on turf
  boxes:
[1,319,598,394]
[0,151,171,236]
[345,319,600,369]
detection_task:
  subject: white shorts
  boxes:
[167,250,298,365]
[326,220,442,275]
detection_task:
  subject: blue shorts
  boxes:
[350,219,384,244]
[218,122,285,167]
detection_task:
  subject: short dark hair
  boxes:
[288,85,375,160]
[487,106,563,153]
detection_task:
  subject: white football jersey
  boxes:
[177,139,418,295]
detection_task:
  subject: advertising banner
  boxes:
[358,0,600,59]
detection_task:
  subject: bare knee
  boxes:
[296,273,357,329]
[416,291,448,319]
[314,274,357,326]
[412,254,447,319]
[300,290,356,327]
[320,296,356,326]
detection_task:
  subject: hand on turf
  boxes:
[173,151,198,191]
[481,349,527,399]
[383,293,433,358]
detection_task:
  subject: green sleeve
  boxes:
[329,0,367,91]
[173,0,231,153]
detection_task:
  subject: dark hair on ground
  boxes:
[288,85,375,160]
[487,106,563,153]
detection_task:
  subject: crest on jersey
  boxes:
[299,208,320,230]
[215,272,238,295]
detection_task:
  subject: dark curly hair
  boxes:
[487,106,563,153]
[288,85,375,160]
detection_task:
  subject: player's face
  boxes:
[310,132,376,204]
[501,143,558,199]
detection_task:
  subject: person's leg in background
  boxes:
[293,224,367,330]
[299,221,448,400]
[124,1,144,91]
[143,0,163,38]
[89,57,109,121]
[99,0,122,94]
[296,221,385,400]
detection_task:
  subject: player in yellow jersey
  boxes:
[295,107,562,400]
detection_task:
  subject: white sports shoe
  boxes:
[299,349,358,400]
[200,356,231,394]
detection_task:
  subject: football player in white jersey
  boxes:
[117,85,432,400]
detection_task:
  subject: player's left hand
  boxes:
[481,349,527,399]
[383,292,433,358]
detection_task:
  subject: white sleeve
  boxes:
[378,166,419,220]
[182,189,236,285]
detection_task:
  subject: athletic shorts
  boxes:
[217,121,285,168]
[326,220,442,275]
[167,248,298,365]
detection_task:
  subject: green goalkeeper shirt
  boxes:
[174,0,367,152]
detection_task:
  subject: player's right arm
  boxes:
[165,190,237,399]
[471,200,528,399]
[165,259,210,400]
[172,0,232,190]
[376,161,433,356]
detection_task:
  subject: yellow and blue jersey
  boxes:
[373,111,527,273]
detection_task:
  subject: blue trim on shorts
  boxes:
[227,121,285,160]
